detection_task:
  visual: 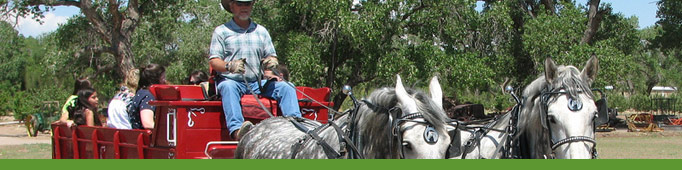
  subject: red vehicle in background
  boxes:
[51,84,334,159]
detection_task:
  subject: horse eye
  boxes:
[548,115,557,124]
[402,142,412,150]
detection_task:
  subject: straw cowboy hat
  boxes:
[221,0,255,13]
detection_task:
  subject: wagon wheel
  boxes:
[24,114,39,137]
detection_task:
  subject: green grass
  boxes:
[597,135,682,159]
[0,144,51,159]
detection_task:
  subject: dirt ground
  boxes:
[0,116,52,146]
[0,124,52,146]
[597,128,682,137]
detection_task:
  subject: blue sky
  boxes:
[10,1,660,37]
[587,0,660,29]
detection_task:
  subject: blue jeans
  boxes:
[216,78,301,134]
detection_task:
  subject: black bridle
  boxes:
[539,88,609,159]
[390,111,439,159]
[363,100,443,159]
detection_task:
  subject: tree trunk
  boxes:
[511,1,534,83]
[331,66,367,110]
[646,74,660,95]
[327,29,338,89]
[332,92,347,111]
[113,39,137,86]
[581,0,609,45]
[541,0,556,15]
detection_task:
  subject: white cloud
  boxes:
[15,12,69,38]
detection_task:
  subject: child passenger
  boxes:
[71,88,103,126]
[56,77,92,127]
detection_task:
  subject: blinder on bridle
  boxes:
[539,88,609,159]
[444,122,463,158]
[593,89,609,127]
[539,88,609,129]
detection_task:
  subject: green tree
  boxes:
[0,21,25,88]
[6,0,182,84]
[654,0,682,51]
[0,21,24,115]
[163,0,227,84]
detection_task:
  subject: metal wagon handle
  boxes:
[167,108,177,146]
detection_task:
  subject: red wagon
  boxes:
[51,85,334,159]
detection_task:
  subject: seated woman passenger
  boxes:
[129,64,166,129]
[71,88,103,126]
[106,72,138,129]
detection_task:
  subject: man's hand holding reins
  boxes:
[262,56,278,69]
[227,58,246,74]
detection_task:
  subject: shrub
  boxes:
[606,91,629,111]
[629,94,653,111]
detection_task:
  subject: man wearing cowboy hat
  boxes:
[209,0,301,140]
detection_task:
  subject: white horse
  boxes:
[235,75,452,159]
[517,56,601,159]
[447,56,603,159]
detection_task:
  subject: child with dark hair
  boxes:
[263,64,289,81]
[185,70,209,85]
[129,64,166,129]
[71,88,103,126]
[56,77,92,126]
[186,70,210,97]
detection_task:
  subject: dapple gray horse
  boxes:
[447,56,604,159]
[235,75,451,159]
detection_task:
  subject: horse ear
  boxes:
[396,75,419,113]
[544,57,558,84]
[581,54,599,85]
[429,76,443,109]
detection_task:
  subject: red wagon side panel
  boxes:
[50,123,170,159]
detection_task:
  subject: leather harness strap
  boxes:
[329,122,365,159]
[289,117,342,159]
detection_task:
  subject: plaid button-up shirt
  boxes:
[209,19,277,82]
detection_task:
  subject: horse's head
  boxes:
[394,75,451,159]
[357,75,451,159]
[521,55,600,159]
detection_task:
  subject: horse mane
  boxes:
[517,65,594,158]
[356,87,448,158]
